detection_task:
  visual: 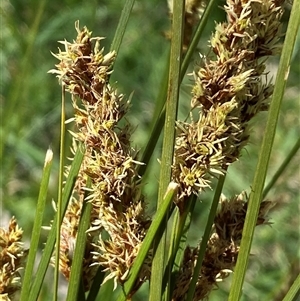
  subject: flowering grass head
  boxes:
[0,218,27,301]
[172,0,284,205]
[50,21,150,289]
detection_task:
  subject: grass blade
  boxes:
[110,0,135,53]
[263,137,300,198]
[138,0,219,177]
[149,1,184,300]
[28,145,85,301]
[186,174,226,301]
[85,267,106,301]
[163,196,197,301]
[53,86,66,301]
[116,183,178,301]
[66,181,92,301]
[180,0,220,79]
[96,278,114,301]
[282,273,300,301]
[20,149,53,301]
[228,1,300,299]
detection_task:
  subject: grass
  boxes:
[1,0,299,300]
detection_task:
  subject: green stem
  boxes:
[53,85,66,301]
[20,149,53,301]
[228,1,300,299]
[164,196,197,301]
[263,137,300,199]
[185,174,226,301]
[85,267,105,301]
[28,146,85,301]
[149,1,185,300]
[66,179,92,301]
[116,183,178,301]
[139,0,220,176]
[110,0,135,53]
[282,273,300,301]
[180,0,219,82]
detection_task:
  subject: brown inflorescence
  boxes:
[50,21,150,290]
[171,0,284,299]
[172,0,284,204]
[0,217,27,301]
[172,193,273,301]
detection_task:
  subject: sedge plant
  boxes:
[1,0,299,300]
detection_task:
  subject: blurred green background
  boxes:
[1,0,299,300]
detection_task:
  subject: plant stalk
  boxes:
[149,1,185,300]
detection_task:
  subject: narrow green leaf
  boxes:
[28,146,85,301]
[282,273,300,301]
[150,59,170,130]
[263,137,300,198]
[96,277,114,301]
[137,60,169,177]
[138,104,167,177]
[85,267,106,301]
[110,0,135,53]
[139,0,219,176]
[186,174,226,301]
[228,1,300,299]
[163,196,197,301]
[116,183,178,301]
[149,1,185,300]
[53,85,66,301]
[180,0,220,81]
[20,149,53,301]
[66,180,92,301]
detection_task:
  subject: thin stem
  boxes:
[116,183,178,301]
[263,137,300,199]
[53,85,66,301]
[186,174,226,301]
[282,273,300,301]
[20,149,53,301]
[110,0,135,53]
[164,196,197,301]
[228,1,300,299]
[149,1,185,300]
[29,146,85,301]
[139,0,220,176]
[66,179,92,301]
[180,0,219,81]
[85,267,105,301]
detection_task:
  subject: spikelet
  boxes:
[0,217,27,301]
[172,0,284,205]
[50,21,150,290]
[172,193,273,300]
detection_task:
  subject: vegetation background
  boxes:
[1,0,299,300]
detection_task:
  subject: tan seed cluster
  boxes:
[50,21,150,289]
[172,0,284,204]
[172,193,273,300]
[0,217,27,301]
